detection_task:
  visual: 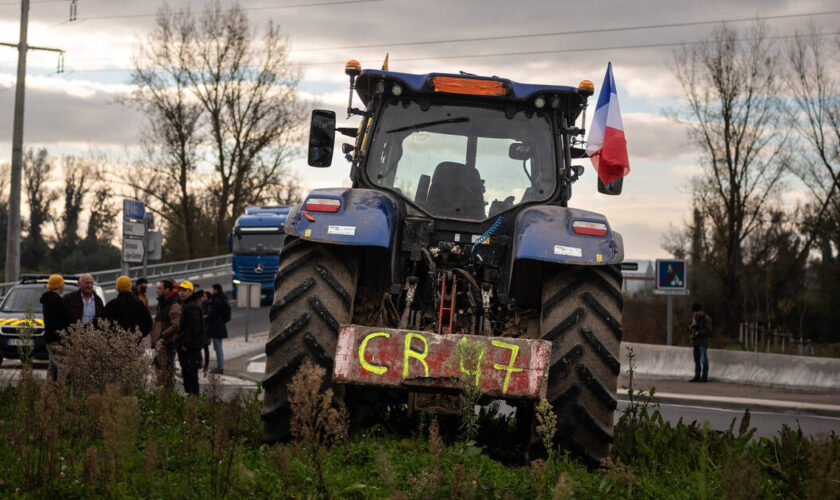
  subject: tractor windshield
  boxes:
[366,99,556,221]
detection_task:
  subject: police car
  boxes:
[0,275,105,366]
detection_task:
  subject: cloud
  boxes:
[670,163,704,176]
[0,76,143,146]
[620,113,698,163]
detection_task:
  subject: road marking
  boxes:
[618,389,840,414]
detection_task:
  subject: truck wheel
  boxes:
[261,239,359,443]
[540,265,622,466]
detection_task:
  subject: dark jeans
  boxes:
[212,337,224,371]
[693,345,709,381]
[178,348,202,395]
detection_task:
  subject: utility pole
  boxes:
[2,0,64,282]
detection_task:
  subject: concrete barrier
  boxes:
[621,342,840,392]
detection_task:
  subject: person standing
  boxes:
[689,303,713,383]
[206,283,230,375]
[133,278,150,309]
[100,276,153,338]
[40,275,74,380]
[176,281,203,395]
[63,273,103,326]
[150,279,182,381]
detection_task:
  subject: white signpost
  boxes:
[122,199,162,277]
[122,238,144,263]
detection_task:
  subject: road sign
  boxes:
[147,231,162,260]
[123,199,145,221]
[123,220,144,237]
[122,238,144,263]
[656,259,687,290]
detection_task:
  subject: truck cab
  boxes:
[229,206,289,302]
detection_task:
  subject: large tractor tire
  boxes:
[540,265,623,465]
[261,240,359,443]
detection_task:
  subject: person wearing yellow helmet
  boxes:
[176,280,203,395]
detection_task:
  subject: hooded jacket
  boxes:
[100,291,153,337]
[151,290,181,346]
[41,290,74,344]
[177,292,205,351]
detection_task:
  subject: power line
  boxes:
[289,30,840,66]
[46,30,840,74]
[48,0,383,23]
[291,9,840,53]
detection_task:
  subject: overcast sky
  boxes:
[1,0,838,259]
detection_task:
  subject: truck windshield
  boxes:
[233,233,284,254]
[366,99,556,221]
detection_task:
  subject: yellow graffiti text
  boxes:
[403,333,429,379]
[491,340,523,393]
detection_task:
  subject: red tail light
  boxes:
[305,198,341,212]
[572,220,608,237]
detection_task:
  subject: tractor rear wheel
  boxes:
[540,265,623,465]
[261,240,359,443]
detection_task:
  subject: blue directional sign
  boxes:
[123,199,145,221]
[656,259,686,290]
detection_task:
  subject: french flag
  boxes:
[586,63,630,185]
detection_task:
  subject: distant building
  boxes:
[620,259,655,296]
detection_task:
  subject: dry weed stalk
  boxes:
[60,320,150,396]
[429,418,444,477]
[287,361,348,448]
[88,384,141,486]
[551,471,574,499]
[536,398,557,459]
[601,457,638,496]
[375,448,406,499]
[804,435,840,499]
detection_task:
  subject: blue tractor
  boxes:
[263,61,624,465]
[229,206,289,302]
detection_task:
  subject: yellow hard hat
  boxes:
[178,280,194,291]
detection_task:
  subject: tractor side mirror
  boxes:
[308,110,336,167]
[508,142,532,160]
[597,176,623,195]
[227,233,232,251]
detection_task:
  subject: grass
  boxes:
[0,337,838,498]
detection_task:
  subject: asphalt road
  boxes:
[616,400,840,439]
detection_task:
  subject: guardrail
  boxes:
[0,254,232,296]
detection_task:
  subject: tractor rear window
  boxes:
[366,99,555,221]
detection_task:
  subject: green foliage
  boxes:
[0,371,838,499]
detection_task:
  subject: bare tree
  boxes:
[125,5,205,259]
[669,23,789,325]
[52,156,91,266]
[126,1,305,256]
[784,28,840,262]
[22,148,58,270]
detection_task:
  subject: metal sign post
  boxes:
[122,199,146,275]
[236,282,261,342]
[655,259,689,346]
